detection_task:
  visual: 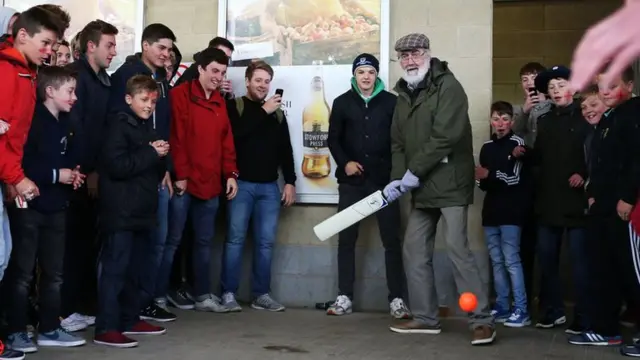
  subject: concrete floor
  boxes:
[35,308,624,360]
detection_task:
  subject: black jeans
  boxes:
[61,191,99,317]
[337,182,404,302]
[587,214,640,336]
[6,209,65,333]
[537,225,589,323]
[96,229,151,333]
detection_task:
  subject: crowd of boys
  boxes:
[477,62,640,356]
[0,3,640,360]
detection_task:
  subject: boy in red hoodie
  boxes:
[0,7,62,360]
[0,6,62,273]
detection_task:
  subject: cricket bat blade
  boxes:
[313,190,388,241]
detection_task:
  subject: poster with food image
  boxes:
[3,0,144,70]
[217,0,389,204]
[222,0,383,67]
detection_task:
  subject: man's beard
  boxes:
[402,64,429,89]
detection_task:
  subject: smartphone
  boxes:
[275,88,284,97]
[528,87,537,95]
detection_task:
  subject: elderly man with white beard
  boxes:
[383,33,495,345]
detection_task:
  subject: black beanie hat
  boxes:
[352,53,379,75]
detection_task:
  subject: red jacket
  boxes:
[0,46,37,185]
[631,198,640,235]
[170,80,238,200]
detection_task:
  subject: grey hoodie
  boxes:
[512,99,553,147]
[0,7,17,35]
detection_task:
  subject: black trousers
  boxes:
[587,213,640,336]
[336,182,405,302]
[61,191,99,317]
[96,229,151,333]
[6,209,66,333]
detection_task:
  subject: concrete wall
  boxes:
[146,0,493,312]
[493,0,621,104]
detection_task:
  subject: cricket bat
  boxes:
[313,190,391,241]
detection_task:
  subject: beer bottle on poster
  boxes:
[301,60,331,179]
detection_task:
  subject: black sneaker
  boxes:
[535,311,566,329]
[167,288,195,310]
[0,347,25,360]
[140,304,177,323]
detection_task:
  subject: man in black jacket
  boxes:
[325,53,408,318]
[530,65,591,333]
[220,61,295,312]
[95,75,169,348]
[60,19,118,332]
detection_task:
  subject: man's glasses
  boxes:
[398,50,426,62]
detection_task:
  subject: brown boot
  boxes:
[471,325,496,345]
[389,320,441,334]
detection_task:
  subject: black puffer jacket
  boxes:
[529,102,590,227]
[99,110,166,232]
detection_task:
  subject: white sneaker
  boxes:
[75,313,95,326]
[60,314,89,332]
[195,295,230,313]
[390,298,411,319]
[326,295,352,316]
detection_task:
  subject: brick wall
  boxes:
[493,0,621,104]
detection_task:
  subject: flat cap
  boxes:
[394,33,430,52]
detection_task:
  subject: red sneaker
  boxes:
[93,331,138,348]
[123,320,167,335]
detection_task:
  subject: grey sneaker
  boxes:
[37,328,87,347]
[251,294,285,312]
[194,294,230,313]
[222,292,242,312]
[6,332,37,353]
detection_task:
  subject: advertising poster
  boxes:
[218,0,390,204]
[3,0,145,70]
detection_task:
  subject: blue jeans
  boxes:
[484,225,528,312]
[156,193,219,299]
[96,230,152,333]
[537,225,589,322]
[0,185,12,281]
[221,180,280,297]
[144,185,170,302]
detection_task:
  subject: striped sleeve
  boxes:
[494,135,524,186]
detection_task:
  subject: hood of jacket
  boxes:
[124,53,168,80]
[0,46,35,75]
[350,77,385,103]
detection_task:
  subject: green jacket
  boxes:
[390,58,475,208]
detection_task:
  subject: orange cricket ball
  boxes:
[459,292,478,312]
